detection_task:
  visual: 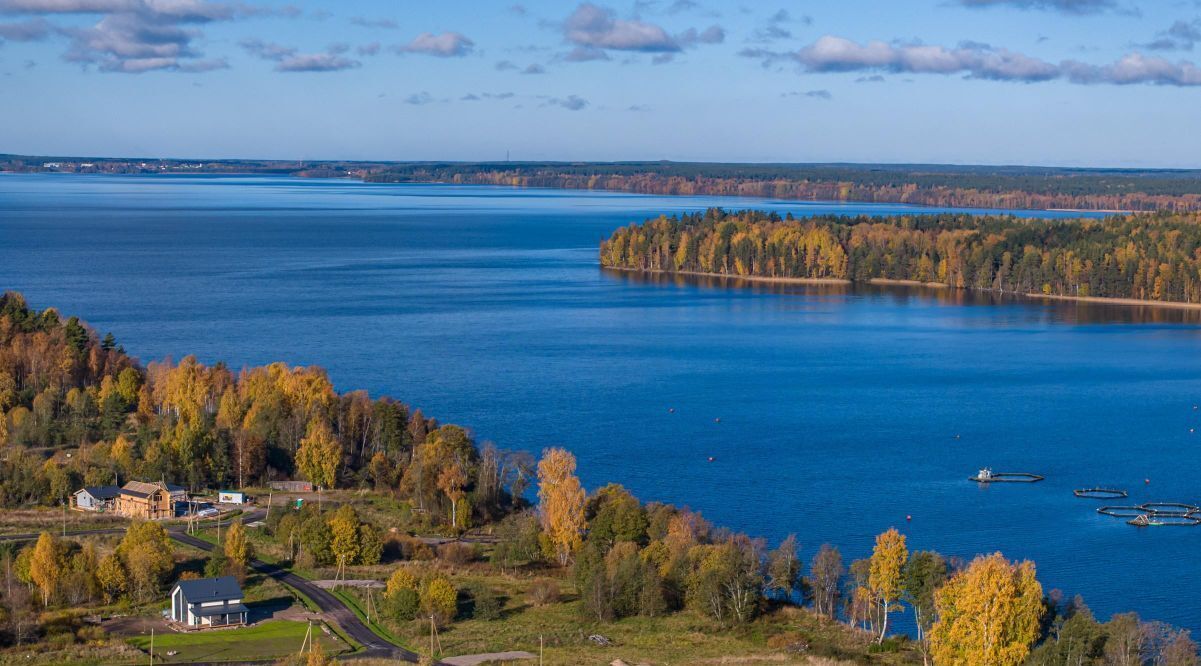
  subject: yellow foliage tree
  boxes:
[386,567,418,597]
[536,447,586,566]
[296,418,341,496]
[928,552,1044,666]
[224,519,253,575]
[419,576,458,627]
[29,532,62,606]
[868,528,908,643]
[96,552,127,603]
[437,462,468,529]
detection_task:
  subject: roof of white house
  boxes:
[173,576,243,604]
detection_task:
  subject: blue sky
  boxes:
[2,0,1200,167]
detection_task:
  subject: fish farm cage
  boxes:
[1073,488,1128,500]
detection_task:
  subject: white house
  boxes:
[72,486,121,511]
[170,576,248,628]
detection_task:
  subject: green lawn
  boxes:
[126,620,347,664]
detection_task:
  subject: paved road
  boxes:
[1,510,421,663]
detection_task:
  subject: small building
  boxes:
[170,576,248,628]
[217,490,245,505]
[162,482,189,505]
[270,480,313,492]
[72,486,121,512]
[117,481,173,520]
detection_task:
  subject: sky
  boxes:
[1,0,1201,167]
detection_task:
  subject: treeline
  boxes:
[599,208,1201,304]
[0,291,531,528]
[365,162,1201,212]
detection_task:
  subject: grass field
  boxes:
[125,620,347,664]
[336,569,915,665]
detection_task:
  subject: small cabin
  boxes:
[73,486,121,511]
[170,576,248,628]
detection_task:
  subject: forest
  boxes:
[363,162,1201,212]
[9,154,1201,212]
[599,208,1201,304]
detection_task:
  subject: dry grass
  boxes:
[0,508,127,535]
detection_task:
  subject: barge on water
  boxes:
[969,468,1044,483]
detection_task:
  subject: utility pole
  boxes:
[149,627,154,665]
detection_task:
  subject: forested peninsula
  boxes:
[599,208,1201,305]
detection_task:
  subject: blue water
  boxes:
[3,174,1200,631]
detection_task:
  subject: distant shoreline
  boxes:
[604,266,1201,310]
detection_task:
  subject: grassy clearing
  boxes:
[125,619,346,664]
[338,567,915,666]
[0,508,128,535]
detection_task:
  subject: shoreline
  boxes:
[604,266,1201,311]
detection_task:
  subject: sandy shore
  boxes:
[867,278,949,289]
[604,266,1201,310]
[604,266,851,286]
[1025,293,1201,310]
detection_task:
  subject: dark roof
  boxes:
[173,576,243,604]
[78,486,121,500]
[163,483,187,493]
[193,602,249,617]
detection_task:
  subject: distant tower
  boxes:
[505,150,510,162]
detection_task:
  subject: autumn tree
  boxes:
[868,528,908,643]
[420,576,458,627]
[96,552,127,603]
[436,461,468,529]
[385,567,420,621]
[224,519,253,577]
[929,552,1044,666]
[329,504,361,576]
[808,543,844,619]
[29,532,62,606]
[296,418,341,503]
[117,521,174,601]
[766,534,802,601]
[536,447,586,566]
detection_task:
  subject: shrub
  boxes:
[526,579,561,606]
[400,536,435,561]
[437,542,475,565]
[464,583,502,621]
[387,588,420,622]
[419,577,457,627]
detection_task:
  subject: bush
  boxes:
[387,587,420,621]
[526,579,561,606]
[203,553,228,578]
[464,583,502,621]
[400,536,435,561]
[437,542,475,565]
[420,577,458,627]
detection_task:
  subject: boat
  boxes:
[969,468,1044,483]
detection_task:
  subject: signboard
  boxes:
[218,491,245,504]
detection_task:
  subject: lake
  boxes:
[3,173,1200,632]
